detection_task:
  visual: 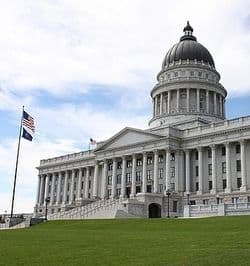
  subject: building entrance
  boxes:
[148,203,161,218]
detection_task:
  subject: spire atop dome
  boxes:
[180,21,197,41]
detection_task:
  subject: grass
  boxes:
[0,216,250,266]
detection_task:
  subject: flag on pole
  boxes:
[22,127,33,141]
[22,110,35,132]
[90,138,97,145]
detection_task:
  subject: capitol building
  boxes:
[34,22,250,219]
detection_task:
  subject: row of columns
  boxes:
[37,140,247,207]
[37,165,95,206]
[185,140,247,194]
[153,89,225,117]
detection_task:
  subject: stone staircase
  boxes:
[48,198,134,220]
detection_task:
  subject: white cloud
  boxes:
[0,0,249,97]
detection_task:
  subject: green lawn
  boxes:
[0,216,250,266]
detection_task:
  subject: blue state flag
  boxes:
[22,127,33,141]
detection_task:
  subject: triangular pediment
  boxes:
[95,127,164,151]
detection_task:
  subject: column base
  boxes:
[240,186,247,192]
[184,191,190,196]
[129,194,136,199]
[210,189,217,194]
[196,190,203,195]
[224,188,232,193]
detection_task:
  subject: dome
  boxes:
[162,21,215,68]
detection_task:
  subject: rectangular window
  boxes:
[203,199,209,205]
[232,197,239,204]
[170,152,175,161]
[107,176,112,185]
[136,171,142,182]
[159,168,163,179]
[190,200,196,205]
[159,184,163,193]
[208,164,212,175]
[108,163,113,171]
[236,160,241,172]
[223,179,227,189]
[136,159,142,166]
[221,146,226,156]
[208,149,212,158]
[81,181,84,190]
[173,201,178,212]
[107,189,112,199]
[195,166,199,177]
[196,182,199,191]
[222,162,226,173]
[146,170,152,180]
[195,151,198,160]
[248,196,250,203]
[74,182,76,190]
[136,186,141,194]
[117,161,122,169]
[158,155,164,163]
[237,178,242,188]
[116,174,121,184]
[170,182,175,191]
[116,188,121,196]
[147,156,153,165]
[147,185,152,193]
[127,160,132,168]
[209,180,213,190]
[88,180,91,189]
[236,144,241,154]
[126,173,131,183]
[170,167,175,177]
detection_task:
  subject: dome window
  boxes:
[198,72,202,77]
[190,71,194,76]
[174,72,178,77]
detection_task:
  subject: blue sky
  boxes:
[0,0,250,213]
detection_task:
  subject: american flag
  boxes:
[22,110,35,133]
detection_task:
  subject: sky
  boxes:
[0,0,250,214]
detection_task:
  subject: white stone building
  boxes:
[34,22,250,219]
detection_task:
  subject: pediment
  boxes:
[95,127,164,151]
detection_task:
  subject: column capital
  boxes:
[132,153,137,159]
[239,139,245,145]
[165,147,171,153]
[197,146,203,152]
[153,149,159,154]
[184,149,191,154]
[210,144,216,150]
[224,142,230,147]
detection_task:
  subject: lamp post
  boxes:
[166,189,171,218]
[45,197,50,221]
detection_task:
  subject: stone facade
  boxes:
[34,23,250,219]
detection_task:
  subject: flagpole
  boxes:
[10,106,24,218]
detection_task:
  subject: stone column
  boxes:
[130,154,137,197]
[101,160,108,199]
[84,167,90,199]
[142,152,147,193]
[153,150,159,193]
[160,93,163,115]
[168,91,171,114]
[219,95,223,116]
[176,89,180,113]
[214,92,217,115]
[76,168,83,200]
[175,151,180,192]
[69,170,76,204]
[196,89,200,112]
[185,150,190,193]
[240,140,247,191]
[211,145,217,194]
[39,175,45,205]
[36,175,41,205]
[197,147,203,194]
[165,148,170,191]
[56,172,62,205]
[120,156,126,198]
[186,88,190,112]
[111,158,117,198]
[225,143,232,193]
[50,173,56,206]
[206,90,209,113]
[44,174,50,205]
[93,162,99,198]
[62,171,69,205]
